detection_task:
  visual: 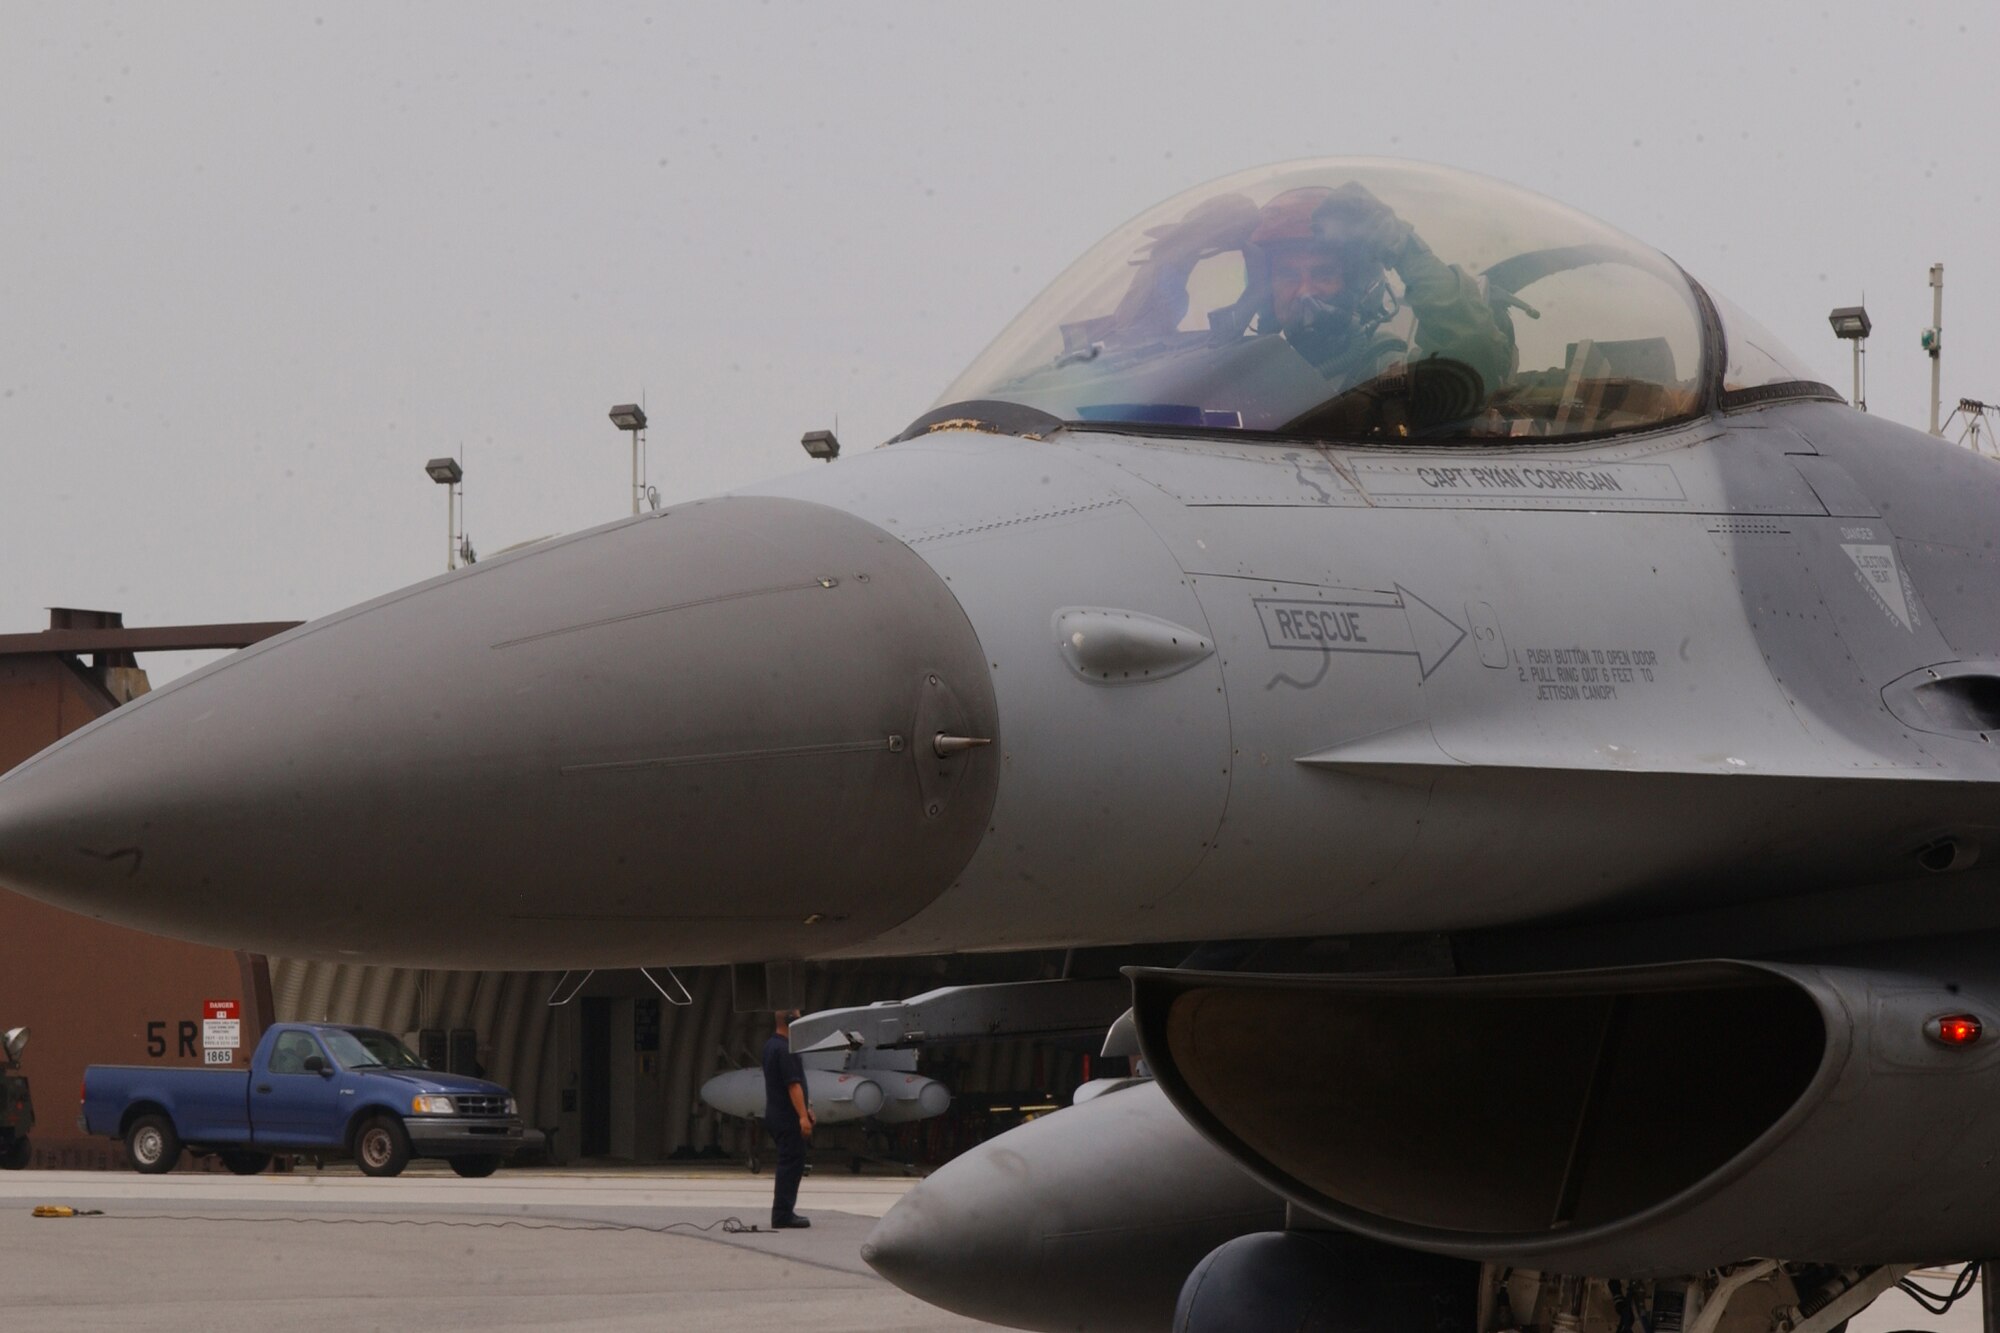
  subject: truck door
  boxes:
[253,1030,346,1148]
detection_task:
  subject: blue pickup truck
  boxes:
[81,1023,524,1177]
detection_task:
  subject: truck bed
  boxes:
[81,1065,251,1145]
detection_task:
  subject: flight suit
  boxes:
[761,1031,809,1226]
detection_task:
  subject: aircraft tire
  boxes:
[449,1155,501,1178]
[219,1150,271,1175]
[126,1114,182,1174]
[354,1115,411,1177]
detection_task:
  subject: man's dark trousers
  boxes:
[766,1114,806,1224]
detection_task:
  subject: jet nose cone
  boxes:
[0,497,998,966]
[0,757,129,913]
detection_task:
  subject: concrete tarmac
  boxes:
[0,1166,990,1331]
[0,1167,1980,1332]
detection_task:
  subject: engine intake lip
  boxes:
[1130,960,1847,1271]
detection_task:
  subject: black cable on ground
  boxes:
[32,1209,760,1234]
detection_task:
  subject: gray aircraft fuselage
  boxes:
[0,397,1993,970]
[8,151,2000,1332]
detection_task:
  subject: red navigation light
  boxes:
[1932,1014,1983,1047]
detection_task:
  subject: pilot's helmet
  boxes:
[1250,185,1398,351]
[1248,186,1335,249]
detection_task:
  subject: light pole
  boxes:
[424,457,464,572]
[1924,264,1945,436]
[1828,305,1871,412]
[609,404,648,515]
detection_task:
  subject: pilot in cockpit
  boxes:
[1250,183,1515,399]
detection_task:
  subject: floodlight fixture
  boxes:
[801,429,841,462]
[425,457,464,485]
[1827,306,1871,340]
[609,404,647,432]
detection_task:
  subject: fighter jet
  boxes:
[4,156,2000,1333]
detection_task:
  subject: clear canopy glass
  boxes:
[934,159,1712,442]
[1709,289,1824,392]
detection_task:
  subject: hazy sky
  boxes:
[4,3,1996,683]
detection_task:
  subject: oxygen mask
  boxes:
[1280,280,1391,368]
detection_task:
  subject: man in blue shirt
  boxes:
[761,1009,815,1229]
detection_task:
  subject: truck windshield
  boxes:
[323,1029,427,1071]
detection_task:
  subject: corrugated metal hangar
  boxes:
[0,611,1086,1169]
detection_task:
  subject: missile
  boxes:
[696,1068,764,1120]
[701,1064,952,1125]
[699,1066,886,1125]
[862,1079,1286,1332]
[869,1073,952,1123]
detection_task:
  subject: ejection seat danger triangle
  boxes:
[1254,584,1467,689]
[1841,543,1914,631]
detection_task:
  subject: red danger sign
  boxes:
[204,1000,239,1022]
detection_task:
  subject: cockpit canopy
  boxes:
[926,159,1822,444]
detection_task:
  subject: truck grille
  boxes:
[454,1094,510,1117]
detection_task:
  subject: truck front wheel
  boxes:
[354,1116,411,1177]
[126,1115,181,1174]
